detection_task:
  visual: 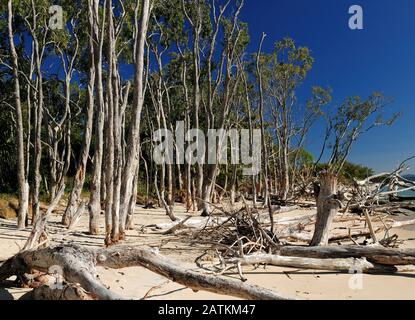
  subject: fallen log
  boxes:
[231,254,397,273]
[280,245,415,266]
[0,245,295,300]
[95,246,294,300]
[278,229,373,243]
[162,216,192,235]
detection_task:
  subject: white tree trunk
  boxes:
[7,0,29,230]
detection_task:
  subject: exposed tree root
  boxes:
[0,245,295,300]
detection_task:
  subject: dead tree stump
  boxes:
[310,172,340,246]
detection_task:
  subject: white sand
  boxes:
[1,203,415,300]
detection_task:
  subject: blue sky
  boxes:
[240,0,415,173]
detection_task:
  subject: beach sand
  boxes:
[1,203,415,300]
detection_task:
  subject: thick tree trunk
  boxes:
[310,172,340,246]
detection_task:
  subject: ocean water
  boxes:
[399,190,415,198]
[384,175,415,198]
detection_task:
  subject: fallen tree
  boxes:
[0,245,295,300]
[279,245,415,266]
[230,254,400,273]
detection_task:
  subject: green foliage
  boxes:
[325,92,399,173]
[290,148,313,169]
[340,161,374,181]
[316,161,374,183]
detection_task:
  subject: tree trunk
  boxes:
[125,168,139,230]
[7,0,29,230]
[31,34,45,225]
[88,0,106,235]
[63,1,95,227]
[232,254,398,274]
[119,0,151,231]
[310,172,340,246]
[280,245,415,266]
[256,33,274,232]
[104,0,117,245]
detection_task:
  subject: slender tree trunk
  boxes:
[103,0,117,245]
[114,74,127,238]
[63,0,96,229]
[7,0,29,230]
[88,0,106,234]
[31,35,44,224]
[119,0,151,238]
[256,33,274,232]
[125,167,139,230]
[230,166,237,206]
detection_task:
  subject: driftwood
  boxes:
[280,245,415,266]
[0,245,295,300]
[162,216,192,235]
[23,185,65,250]
[279,229,373,243]
[231,254,398,273]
